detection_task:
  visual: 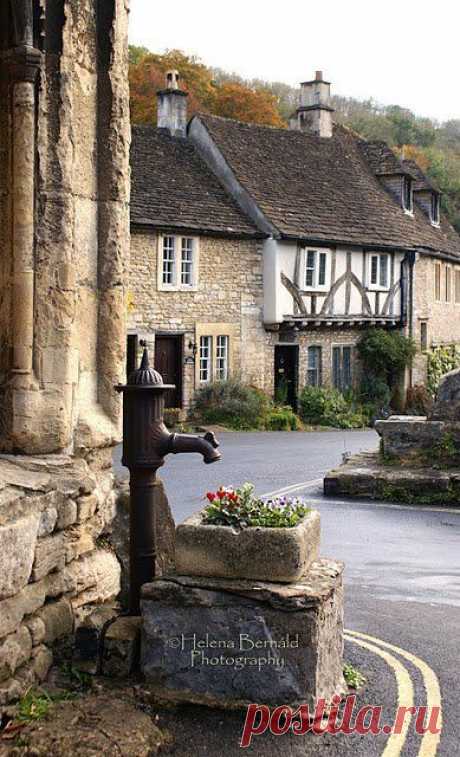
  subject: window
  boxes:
[162,236,175,285]
[420,322,428,352]
[304,249,328,289]
[199,336,212,383]
[181,238,194,286]
[456,270,460,304]
[307,346,322,386]
[403,177,413,213]
[159,235,198,290]
[435,262,441,301]
[332,345,352,392]
[369,253,390,289]
[446,266,451,303]
[431,194,440,226]
[216,336,229,381]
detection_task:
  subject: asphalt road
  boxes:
[113,430,460,756]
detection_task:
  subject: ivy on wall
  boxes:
[427,344,460,396]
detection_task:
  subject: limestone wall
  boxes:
[0,0,131,455]
[0,453,121,705]
[412,255,460,384]
[128,230,273,407]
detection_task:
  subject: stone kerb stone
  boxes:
[175,509,321,583]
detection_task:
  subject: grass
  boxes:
[343,663,367,690]
[16,688,76,723]
[376,482,460,506]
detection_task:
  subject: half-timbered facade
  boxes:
[129,71,460,410]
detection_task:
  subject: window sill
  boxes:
[158,285,198,293]
[403,208,414,217]
[366,286,390,293]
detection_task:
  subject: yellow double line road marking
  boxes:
[345,630,443,757]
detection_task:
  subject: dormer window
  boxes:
[431,193,440,226]
[403,177,413,214]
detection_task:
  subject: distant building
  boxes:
[129,70,460,411]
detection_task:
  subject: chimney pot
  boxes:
[157,70,188,137]
[315,70,323,81]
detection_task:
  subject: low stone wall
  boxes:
[0,453,122,705]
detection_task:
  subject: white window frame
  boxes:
[402,176,414,215]
[307,345,322,387]
[199,336,212,383]
[431,193,440,227]
[368,252,390,291]
[434,262,442,302]
[302,249,330,291]
[216,335,229,381]
[158,234,199,291]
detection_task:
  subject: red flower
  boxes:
[206,492,216,502]
[217,489,226,499]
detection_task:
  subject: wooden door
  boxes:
[274,345,299,411]
[154,336,183,408]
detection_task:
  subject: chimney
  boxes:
[290,70,334,138]
[157,70,188,137]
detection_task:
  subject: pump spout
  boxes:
[169,431,221,464]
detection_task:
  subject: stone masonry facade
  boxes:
[128,231,273,408]
[0,452,121,705]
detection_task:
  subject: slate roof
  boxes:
[130,125,261,237]
[195,114,460,259]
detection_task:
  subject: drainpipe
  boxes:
[401,251,416,389]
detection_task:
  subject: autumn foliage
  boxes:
[129,48,285,128]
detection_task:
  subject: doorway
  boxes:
[274,345,299,410]
[154,335,183,408]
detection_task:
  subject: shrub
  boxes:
[202,483,310,528]
[192,379,270,430]
[298,386,367,429]
[427,344,460,396]
[357,329,416,382]
[265,406,301,431]
[360,373,392,408]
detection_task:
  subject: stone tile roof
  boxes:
[196,114,460,258]
[130,125,261,238]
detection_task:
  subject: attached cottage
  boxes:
[129,70,460,411]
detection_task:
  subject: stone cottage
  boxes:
[129,70,460,410]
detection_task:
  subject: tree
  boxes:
[213,82,284,127]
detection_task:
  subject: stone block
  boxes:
[56,498,78,530]
[102,616,142,678]
[431,368,460,421]
[375,416,445,459]
[31,644,53,682]
[38,506,58,537]
[70,550,121,608]
[74,604,119,670]
[31,532,66,581]
[141,559,345,709]
[0,512,40,599]
[0,580,47,638]
[37,599,74,643]
[64,524,95,563]
[175,509,320,583]
[0,626,32,681]
[77,493,98,522]
[25,615,47,646]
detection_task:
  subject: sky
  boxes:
[129,0,459,123]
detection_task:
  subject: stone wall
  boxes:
[0,452,121,705]
[412,255,460,384]
[0,0,130,455]
[128,230,273,407]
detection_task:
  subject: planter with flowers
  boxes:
[175,483,320,582]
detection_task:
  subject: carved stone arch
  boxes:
[280,272,307,316]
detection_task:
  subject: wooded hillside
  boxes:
[130,46,460,232]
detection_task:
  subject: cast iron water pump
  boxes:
[116,347,221,613]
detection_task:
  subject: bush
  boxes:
[357,329,416,381]
[360,373,392,408]
[298,386,367,429]
[192,379,270,430]
[427,344,460,396]
[265,406,301,431]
